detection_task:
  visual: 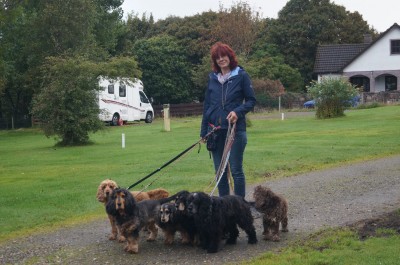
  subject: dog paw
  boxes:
[180,238,190,244]
[263,235,272,241]
[164,239,174,245]
[108,234,117,240]
[248,237,258,244]
[125,245,139,254]
[207,248,218,253]
[272,235,280,242]
[118,236,126,243]
[146,236,156,242]
[226,237,237,245]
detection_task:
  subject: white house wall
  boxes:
[344,28,400,72]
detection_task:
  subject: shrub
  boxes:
[307,77,359,119]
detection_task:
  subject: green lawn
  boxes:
[0,106,399,242]
[243,227,400,265]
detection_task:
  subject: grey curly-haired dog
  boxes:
[253,185,288,241]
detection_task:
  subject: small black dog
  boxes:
[174,190,198,245]
[187,192,257,253]
[156,202,194,244]
[106,188,175,253]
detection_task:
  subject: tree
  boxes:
[118,12,155,55]
[246,43,303,92]
[0,3,35,127]
[306,77,359,119]
[92,0,125,56]
[32,57,103,145]
[267,0,375,88]
[31,56,140,145]
[133,36,193,104]
[212,1,261,56]
[251,79,285,108]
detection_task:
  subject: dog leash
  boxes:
[209,123,236,196]
[127,125,221,190]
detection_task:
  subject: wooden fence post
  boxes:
[163,104,170,131]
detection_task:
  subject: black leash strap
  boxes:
[127,126,220,190]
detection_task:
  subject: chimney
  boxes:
[364,34,372,43]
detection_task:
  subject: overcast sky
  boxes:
[121,0,398,33]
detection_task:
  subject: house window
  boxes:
[391,40,400,54]
[350,76,370,92]
[385,76,397,91]
[119,84,126,97]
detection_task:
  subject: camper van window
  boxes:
[119,84,126,97]
[108,84,114,94]
[139,91,150,103]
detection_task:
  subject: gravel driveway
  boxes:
[1,155,400,265]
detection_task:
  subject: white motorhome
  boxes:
[98,77,154,125]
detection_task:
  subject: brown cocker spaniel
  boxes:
[96,179,169,242]
[253,185,288,241]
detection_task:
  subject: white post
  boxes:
[278,96,281,112]
[281,113,285,120]
[122,133,125,148]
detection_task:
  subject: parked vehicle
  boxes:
[98,77,154,125]
[303,96,360,108]
[303,100,316,108]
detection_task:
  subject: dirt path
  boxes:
[1,155,400,265]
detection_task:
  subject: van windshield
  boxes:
[139,91,150,103]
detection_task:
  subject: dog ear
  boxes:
[124,190,136,215]
[105,191,117,215]
[268,196,280,208]
[196,192,212,215]
[96,184,106,203]
[170,203,177,219]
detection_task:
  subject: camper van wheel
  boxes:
[111,114,119,126]
[145,112,153,123]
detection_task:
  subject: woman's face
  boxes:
[216,55,230,70]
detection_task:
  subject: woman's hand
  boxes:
[226,111,238,124]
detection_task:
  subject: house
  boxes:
[314,23,400,102]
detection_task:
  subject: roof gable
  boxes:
[313,23,400,74]
[343,23,400,70]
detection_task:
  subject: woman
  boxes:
[200,42,256,198]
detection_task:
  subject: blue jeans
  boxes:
[211,130,247,197]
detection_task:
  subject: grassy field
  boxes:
[0,106,399,243]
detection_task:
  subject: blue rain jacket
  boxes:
[200,66,256,138]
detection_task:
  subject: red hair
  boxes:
[210,42,238,73]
